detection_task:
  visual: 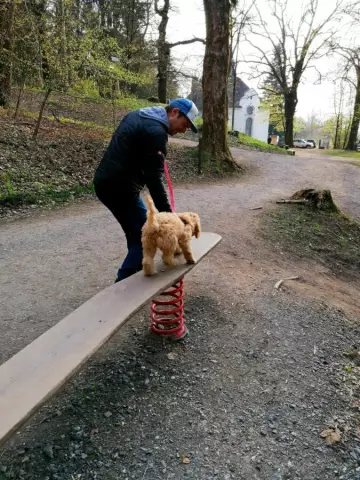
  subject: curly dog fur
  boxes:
[141,195,201,276]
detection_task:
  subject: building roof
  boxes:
[188,77,250,110]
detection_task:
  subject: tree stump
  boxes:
[290,189,339,212]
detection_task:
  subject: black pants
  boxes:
[95,183,147,281]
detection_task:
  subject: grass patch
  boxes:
[228,133,288,155]
[321,149,360,160]
[262,205,360,280]
[23,88,156,110]
[0,184,95,208]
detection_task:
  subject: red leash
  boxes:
[159,151,175,212]
[164,160,176,212]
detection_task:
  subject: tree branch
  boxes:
[168,37,206,48]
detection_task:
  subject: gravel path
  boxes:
[1,145,360,479]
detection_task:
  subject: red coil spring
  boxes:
[150,277,187,339]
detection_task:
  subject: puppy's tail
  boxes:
[145,195,158,228]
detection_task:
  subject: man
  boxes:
[94,98,199,282]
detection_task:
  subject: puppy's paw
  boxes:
[186,257,196,265]
[144,269,156,276]
[143,261,156,276]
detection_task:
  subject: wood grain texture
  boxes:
[0,232,221,446]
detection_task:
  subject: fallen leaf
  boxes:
[320,427,341,445]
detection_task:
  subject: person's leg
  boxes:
[116,196,147,281]
[94,184,147,282]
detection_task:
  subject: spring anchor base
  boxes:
[150,277,188,341]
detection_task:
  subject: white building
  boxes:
[228,88,270,143]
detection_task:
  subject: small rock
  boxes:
[43,445,54,460]
[350,450,359,460]
[104,411,112,418]
[81,453,88,459]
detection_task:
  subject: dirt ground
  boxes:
[1,143,360,479]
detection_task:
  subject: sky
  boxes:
[163,0,356,120]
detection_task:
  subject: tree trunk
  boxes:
[231,64,236,130]
[334,113,341,149]
[345,68,360,150]
[59,0,69,87]
[291,189,339,212]
[30,0,49,85]
[14,78,26,119]
[158,43,170,103]
[199,0,237,174]
[33,88,51,138]
[284,91,297,147]
[0,0,16,108]
[156,0,170,103]
[343,117,351,149]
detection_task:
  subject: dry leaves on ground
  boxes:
[320,427,341,445]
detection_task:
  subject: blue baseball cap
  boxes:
[169,98,199,133]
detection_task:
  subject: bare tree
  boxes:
[246,0,344,147]
[344,1,360,23]
[199,0,239,173]
[336,46,360,149]
[229,0,255,129]
[154,0,205,103]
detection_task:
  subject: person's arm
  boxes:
[142,130,172,213]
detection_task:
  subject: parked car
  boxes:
[307,139,316,148]
[293,139,312,148]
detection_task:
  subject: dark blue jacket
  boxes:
[94,107,171,212]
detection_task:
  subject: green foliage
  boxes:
[261,83,284,134]
[0,170,15,197]
[321,114,353,149]
[68,79,99,98]
[294,117,306,135]
[3,0,157,102]
[194,116,203,128]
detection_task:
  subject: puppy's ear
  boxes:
[193,214,201,238]
[179,213,192,226]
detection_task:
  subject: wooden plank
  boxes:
[0,232,221,446]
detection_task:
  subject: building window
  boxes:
[247,105,254,115]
